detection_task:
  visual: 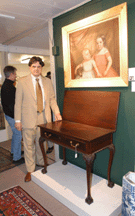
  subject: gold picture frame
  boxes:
[62,2,128,88]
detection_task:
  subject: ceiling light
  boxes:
[21,58,30,64]
[0,14,15,19]
[21,56,44,64]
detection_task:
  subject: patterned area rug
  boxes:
[0,147,24,173]
[0,186,52,216]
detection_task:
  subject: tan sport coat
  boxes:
[15,74,60,128]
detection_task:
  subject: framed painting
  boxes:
[62,2,128,88]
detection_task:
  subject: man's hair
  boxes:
[3,65,17,78]
[28,56,45,67]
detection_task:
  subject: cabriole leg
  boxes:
[39,137,47,174]
[107,143,115,188]
[62,147,67,165]
[83,153,96,205]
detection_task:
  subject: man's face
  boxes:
[12,71,17,81]
[9,71,16,81]
[29,61,42,77]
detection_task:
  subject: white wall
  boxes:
[0,52,8,141]
[0,45,50,142]
[0,22,59,162]
[0,23,59,163]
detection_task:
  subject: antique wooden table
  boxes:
[38,90,120,205]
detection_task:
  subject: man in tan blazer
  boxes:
[15,56,62,182]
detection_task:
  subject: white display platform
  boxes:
[32,160,122,216]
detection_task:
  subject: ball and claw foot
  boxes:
[85,196,93,205]
[62,160,67,165]
[108,181,114,188]
[41,168,47,174]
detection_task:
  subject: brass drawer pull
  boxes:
[44,132,52,138]
[70,142,80,159]
[70,142,79,148]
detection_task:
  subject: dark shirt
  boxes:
[1,79,16,118]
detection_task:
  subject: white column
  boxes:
[0,52,8,84]
[0,51,9,142]
[48,19,60,162]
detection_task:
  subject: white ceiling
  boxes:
[8,53,50,66]
[0,0,90,50]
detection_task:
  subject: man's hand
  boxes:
[15,122,22,131]
[55,113,62,121]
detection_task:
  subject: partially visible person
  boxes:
[15,56,62,182]
[1,66,24,164]
[74,48,96,79]
[46,71,51,79]
[93,34,119,78]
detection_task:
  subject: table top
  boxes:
[39,120,115,143]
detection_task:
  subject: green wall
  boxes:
[53,0,135,186]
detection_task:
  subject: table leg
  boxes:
[107,143,115,188]
[83,153,95,205]
[39,137,47,174]
[62,147,67,165]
